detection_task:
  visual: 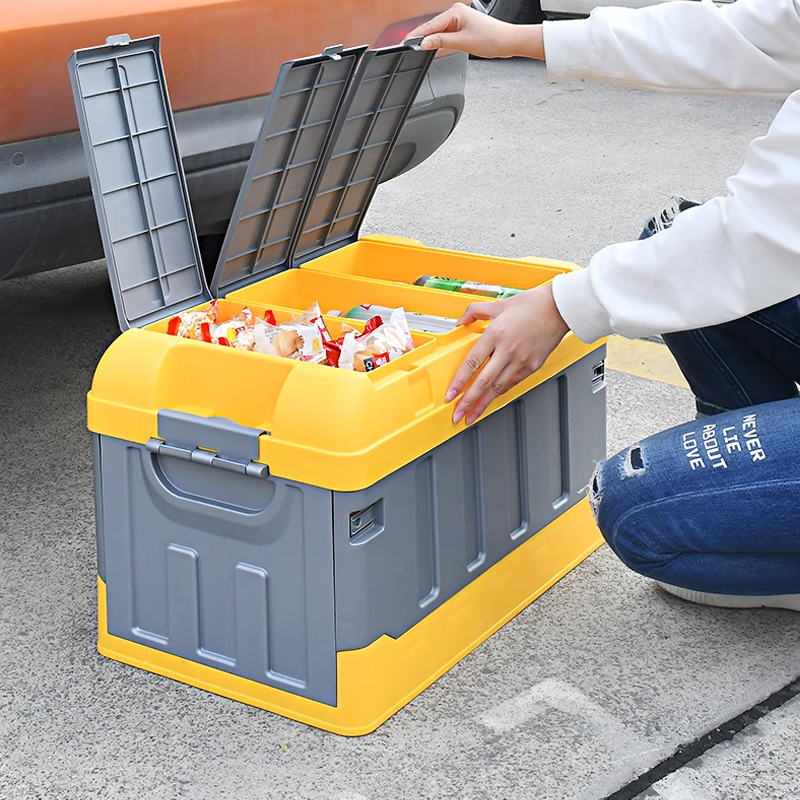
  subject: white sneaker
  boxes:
[657,582,800,612]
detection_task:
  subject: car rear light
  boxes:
[375,13,448,54]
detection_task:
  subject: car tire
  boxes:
[471,0,544,25]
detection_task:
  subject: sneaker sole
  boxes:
[657,582,800,612]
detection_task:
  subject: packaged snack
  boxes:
[337,309,415,372]
[415,275,523,300]
[343,304,457,335]
[230,329,257,351]
[209,319,247,344]
[324,319,364,368]
[164,301,338,365]
[166,303,274,350]
[166,300,220,340]
[254,319,326,364]
[295,301,333,344]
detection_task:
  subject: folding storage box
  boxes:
[71,34,607,735]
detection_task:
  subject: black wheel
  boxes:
[472,0,544,24]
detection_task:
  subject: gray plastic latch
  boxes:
[349,499,385,543]
[592,361,606,393]
[106,34,132,46]
[402,36,425,50]
[148,410,269,478]
[322,44,344,60]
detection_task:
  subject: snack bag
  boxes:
[322,320,357,367]
[207,307,264,349]
[338,308,415,372]
[229,329,257,350]
[166,303,275,350]
[254,318,326,364]
[209,311,249,346]
[166,300,220,340]
[295,301,333,344]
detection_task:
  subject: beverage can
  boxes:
[415,275,523,300]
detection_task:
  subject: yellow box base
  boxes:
[98,499,603,736]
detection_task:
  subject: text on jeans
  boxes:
[681,413,766,470]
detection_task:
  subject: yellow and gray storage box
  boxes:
[70,33,606,735]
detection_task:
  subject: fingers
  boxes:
[445,299,507,406]
[409,2,524,58]
[407,5,462,37]
[445,331,495,404]
[505,368,529,393]
[461,360,522,426]
[444,285,571,426]
[451,348,508,425]
[457,300,501,326]
[407,3,469,48]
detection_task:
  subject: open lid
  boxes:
[210,45,368,296]
[69,35,209,330]
[212,39,436,294]
[293,42,436,264]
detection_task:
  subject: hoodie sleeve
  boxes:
[543,0,800,96]
[541,0,800,342]
[551,89,800,342]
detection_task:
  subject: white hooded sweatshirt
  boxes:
[543,0,800,342]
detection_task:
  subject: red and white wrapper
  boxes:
[337,308,414,372]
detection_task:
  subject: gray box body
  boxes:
[95,349,606,707]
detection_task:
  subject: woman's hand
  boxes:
[408,3,545,60]
[446,284,569,425]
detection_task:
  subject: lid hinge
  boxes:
[147,409,269,478]
[146,438,269,478]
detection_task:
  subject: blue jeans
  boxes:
[663,302,800,417]
[592,208,800,594]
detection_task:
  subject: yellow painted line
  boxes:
[606,335,690,390]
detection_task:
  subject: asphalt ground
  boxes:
[2,56,799,800]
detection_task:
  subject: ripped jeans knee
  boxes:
[589,440,688,577]
[588,440,674,579]
[588,443,646,523]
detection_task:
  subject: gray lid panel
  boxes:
[69,36,209,330]
[293,44,436,263]
[211,47,367,296]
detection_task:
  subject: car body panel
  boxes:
[1,0,446,146]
